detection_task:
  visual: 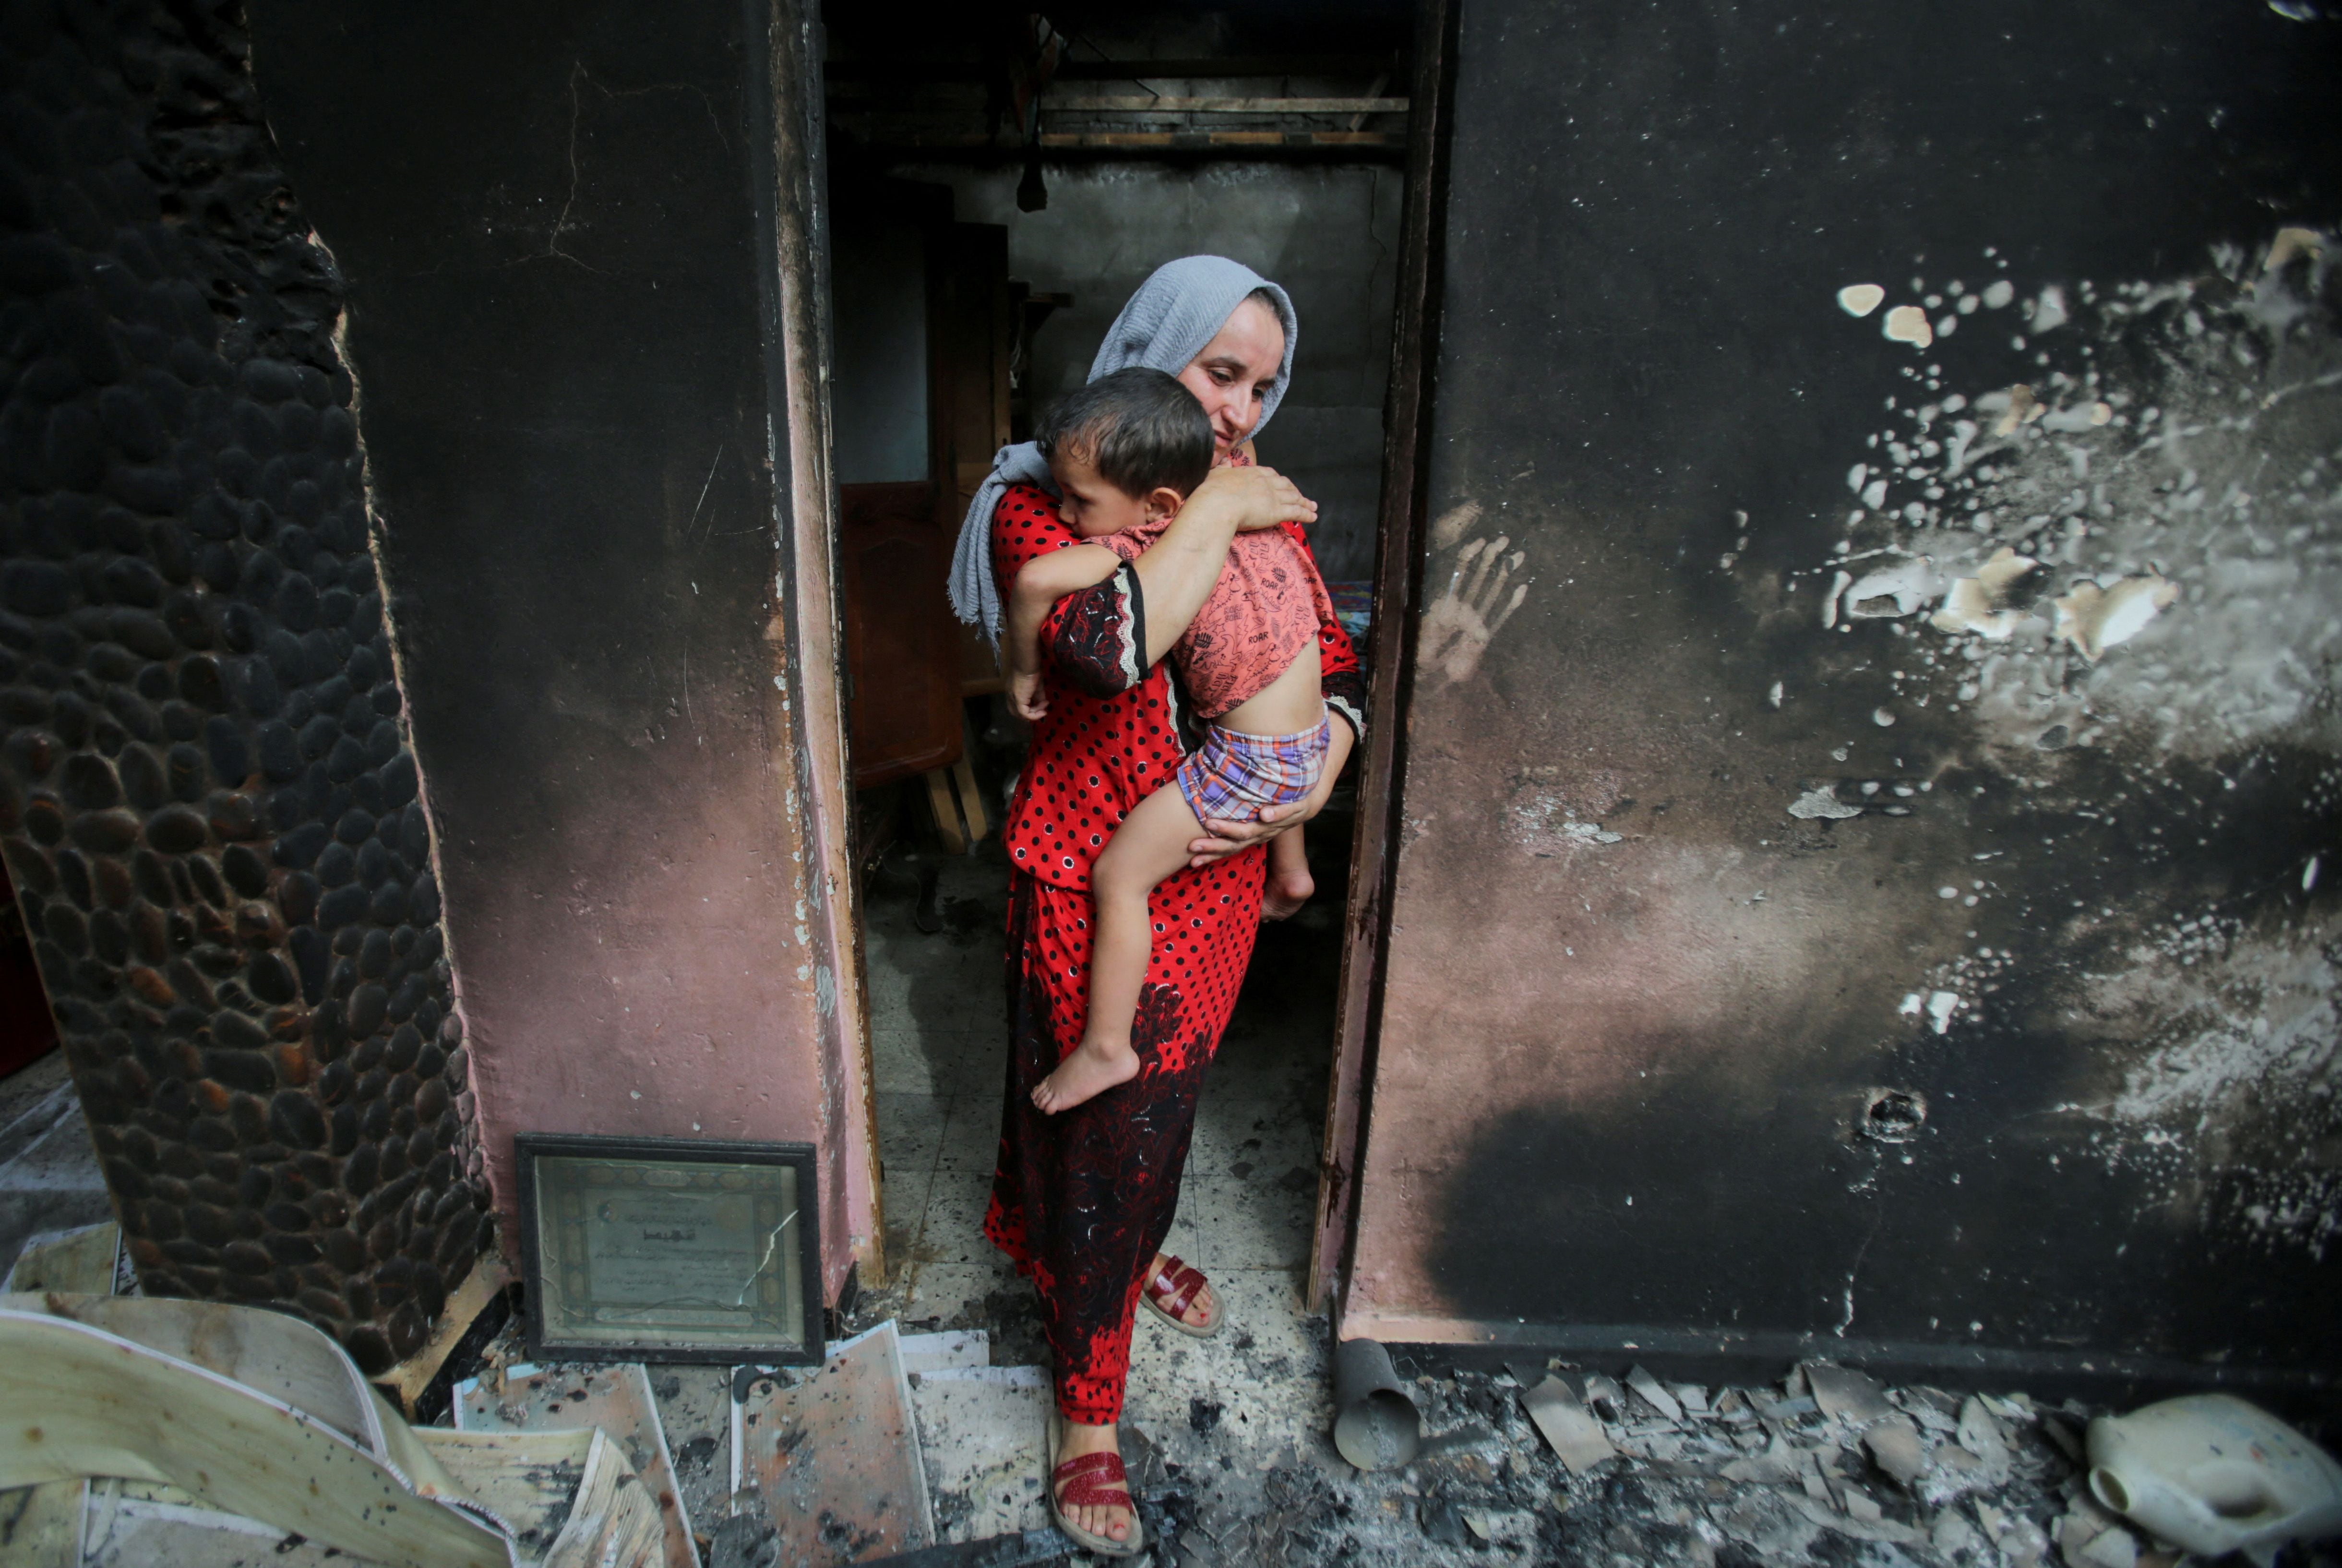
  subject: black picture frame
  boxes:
[513,1132,825,1366]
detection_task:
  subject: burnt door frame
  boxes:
[746,0,885,1293]
[1307,0,1460,1314]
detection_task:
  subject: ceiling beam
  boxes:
[837,130,1404,157]
[1040,96,1407,113]
[822,54,1401,83]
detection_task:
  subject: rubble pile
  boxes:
[1166,1363,2341,1568]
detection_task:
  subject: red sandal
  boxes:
[1140,1254,1222,1338]
[1045,1411,1146,1557]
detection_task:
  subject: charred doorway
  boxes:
[818,0,1414,1328]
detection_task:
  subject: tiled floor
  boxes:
[858,834,1346,1456]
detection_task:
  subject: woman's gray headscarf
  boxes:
[946,255,1298,640]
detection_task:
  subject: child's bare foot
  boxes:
[1032,1039,1140,1114]
[1261,862,1314,921]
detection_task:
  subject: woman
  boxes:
[949,257,1367,1554]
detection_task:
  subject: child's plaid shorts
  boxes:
[1174,712,1331,824]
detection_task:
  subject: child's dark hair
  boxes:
[1035,367,1214,501]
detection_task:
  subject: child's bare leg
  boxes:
[1261,822,1314,921]
[1032,784,1206,1115]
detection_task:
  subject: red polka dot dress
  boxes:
[980,482,1366,1426]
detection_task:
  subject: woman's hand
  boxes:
[1184,718,1354,866]
[1187,462,1317,533]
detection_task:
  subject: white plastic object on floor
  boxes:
[2086,1392,2342,1565]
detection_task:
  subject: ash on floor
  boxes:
[1251,1362,2235,1568]
[1064,1358,2338,1568]
[625,1334,2341,1568]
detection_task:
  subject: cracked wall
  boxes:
[244,0,863,1286]
[1343,0,2341,1390]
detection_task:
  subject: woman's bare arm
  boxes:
[1128,464,1315,667]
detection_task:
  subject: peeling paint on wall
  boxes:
[1750,238,2342,1272]
[1839,284,1887,319]
[2069,910,2342,1261]
[1508,771,1628,851]
[1798,234,2342,762]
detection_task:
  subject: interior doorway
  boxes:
[816,1,1417,1341]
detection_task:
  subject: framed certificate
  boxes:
[514,1133,824,1365]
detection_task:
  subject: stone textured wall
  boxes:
[0,0,483,1371]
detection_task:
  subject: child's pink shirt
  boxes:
[1094,515,1336,720]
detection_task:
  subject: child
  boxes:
[1005,368,1336,1115]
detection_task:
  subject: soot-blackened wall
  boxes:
[246,0,871,1287]
[0,0,484,1370]
[1345,0,2342,1393]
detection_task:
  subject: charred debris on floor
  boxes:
[1152,1358,2342,1568]
[13,1211,2330,1568]
[399,1281,2342,1568]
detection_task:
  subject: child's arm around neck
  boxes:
[1005,542,1127,718]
